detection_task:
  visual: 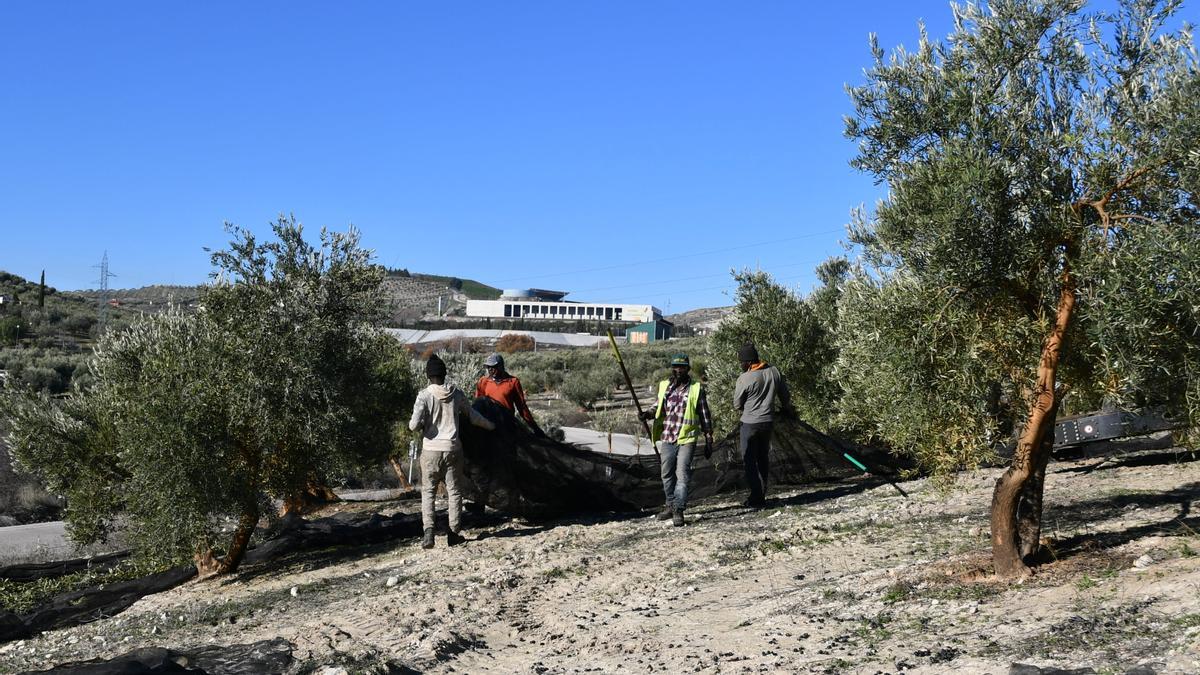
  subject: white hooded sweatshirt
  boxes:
[409,383,495,453]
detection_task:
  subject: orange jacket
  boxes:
[475,373,536,426]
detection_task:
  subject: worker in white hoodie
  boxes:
[410,353,496,549]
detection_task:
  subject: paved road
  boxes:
[0,520,71,561]
[559,426,652,456]
[0,488,410,563]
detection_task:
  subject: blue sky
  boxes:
[1,1,967,313]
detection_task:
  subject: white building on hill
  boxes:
[385,328,609,349]
[466,288,660,324]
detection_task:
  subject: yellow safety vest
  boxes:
[652,380,703,445]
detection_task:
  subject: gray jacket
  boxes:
[409,383,495,453]
[733,364,791,424]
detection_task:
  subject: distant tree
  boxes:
[449,277,464,291]
[561,370,609,410]
[840,0,1199,577]
[4,216,415,574]
[0,317,20,346]
[37,270,45,308]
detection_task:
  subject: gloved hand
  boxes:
[532,424,547,438]
[639,409,656,422]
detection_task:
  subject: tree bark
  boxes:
[991,250,1076,579]
[194,548,221,578]
[388,456,413,490]
[280,477,342,516]
[1016,406,1057,559]
[215,501,259,574]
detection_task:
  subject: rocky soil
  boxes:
[2,447,1199,674]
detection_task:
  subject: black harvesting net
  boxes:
[459,399,894,519]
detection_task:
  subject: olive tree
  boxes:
[840,0,1199,577]
[707,262,847,435]
[4,216,414,574]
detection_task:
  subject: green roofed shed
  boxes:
[627,319,673,345]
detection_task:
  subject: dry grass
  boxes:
[0,476,62,525]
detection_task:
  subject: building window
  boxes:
[615,308,622,321]
[504,304,512,317]
[586,307,594,316]
[605,307,613,320]
[512,305,521,317]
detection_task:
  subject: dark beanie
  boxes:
[738,343,760,363]
[426,354,447,379]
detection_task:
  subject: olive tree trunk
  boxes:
[193,501,260,577]
[1016,400,1059,559]
[990,253,1076,579]
[389,456,413,490]
[281,474,343,516]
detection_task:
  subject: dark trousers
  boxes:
[740,421,773,504]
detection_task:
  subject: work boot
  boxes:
[672,509,685,527]
[447,530,465,547]
[656,505,674,521]
[421,528,435,550]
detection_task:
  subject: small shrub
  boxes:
[495,334,535,353]
[561,371,609,409]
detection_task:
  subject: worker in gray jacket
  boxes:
[733,343,794,508]
[409,353,496,549]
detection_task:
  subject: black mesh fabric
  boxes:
[17,639,298,675]
[460,399,893,519]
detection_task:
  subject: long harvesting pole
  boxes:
[606,330,660,461]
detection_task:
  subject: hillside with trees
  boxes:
[0,271,140,394]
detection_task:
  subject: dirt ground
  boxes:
[2,446,1199,674]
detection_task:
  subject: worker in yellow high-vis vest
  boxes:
[640,353,714,526]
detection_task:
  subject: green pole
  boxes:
[606,330,660,461]
[843,451,908,498]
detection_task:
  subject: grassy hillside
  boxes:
[408,272,501,300]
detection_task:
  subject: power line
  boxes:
[568,257,826,296]
[490,229,845,285]
[603,271,820,305]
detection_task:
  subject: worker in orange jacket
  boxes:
[476,353,545,437]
